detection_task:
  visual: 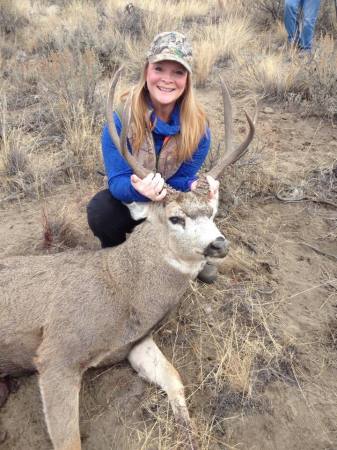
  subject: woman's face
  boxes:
[146,60,188,111]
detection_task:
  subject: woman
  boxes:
[87,31,218,282]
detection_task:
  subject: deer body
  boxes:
[0,193,228,450]
[0,202,201,377]
[0,70,255,449]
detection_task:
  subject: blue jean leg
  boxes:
[284,0,303,44]
[299,0,321,49]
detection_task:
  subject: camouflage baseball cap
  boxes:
[146,31,193,73]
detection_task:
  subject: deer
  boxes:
[0,68,255,450]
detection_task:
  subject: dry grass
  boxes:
[136,251,297,448]
[236,52,301,100]
[136,0,210,22]
[294,35,337,119]
[0,47,103,198]
[234,33,337,117]
[0,98,35,196]
[21,1,100,53]
[193,17,252,87]
[34,49,103,179]
[0,0,30,35]
[0,123,61,199]
[40,204,88,252]
[249,0,283,28]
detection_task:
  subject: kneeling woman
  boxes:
[87,31,218,283]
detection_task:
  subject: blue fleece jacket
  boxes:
[102,104,211,203]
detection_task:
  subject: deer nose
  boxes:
[204,236,230,258]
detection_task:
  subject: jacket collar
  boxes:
[146,98,181,136]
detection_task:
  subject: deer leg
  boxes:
[128,336,191,427]
[37,364,82,450]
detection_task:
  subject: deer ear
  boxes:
[206,175,220,197]
[126,202,150,220]
[205,175,219,218]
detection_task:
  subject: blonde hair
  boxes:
[120,63,207,163]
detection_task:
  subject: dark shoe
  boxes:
[197,262,218,284]
[0,380,9,408]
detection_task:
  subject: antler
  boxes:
[204,77,256,180]
[106,67,152,179]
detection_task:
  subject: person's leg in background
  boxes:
[284,0,302,46]
[299,0,321,50]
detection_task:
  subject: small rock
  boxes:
[0,430,7,445]
[263,107,275,114]
[16,50,27,62]
[0,381,9,408]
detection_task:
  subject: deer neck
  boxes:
[163,243,205,279]
[137,220,206,281]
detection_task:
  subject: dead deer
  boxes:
[0,69,255,450]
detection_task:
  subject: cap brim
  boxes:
[148,54,192,73]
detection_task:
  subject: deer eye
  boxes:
[169,216,185,227]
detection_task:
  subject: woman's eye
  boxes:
[169,216,185,227]
[175,70,185,76]
[154,66,162,72]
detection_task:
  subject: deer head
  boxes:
[105,68,255,269]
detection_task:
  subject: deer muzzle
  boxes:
[204,236,229,258]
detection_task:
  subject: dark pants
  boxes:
[87,190,144,248]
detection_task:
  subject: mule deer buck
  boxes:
[0,68,255,450]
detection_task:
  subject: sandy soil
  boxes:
[0,91,337,449]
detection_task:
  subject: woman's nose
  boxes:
[161,73,173,83]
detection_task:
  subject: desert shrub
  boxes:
[0,121,35,196]
[60,101,102,180]
[23,0,99,54]
[114,3,147,38]
[37,49,103,135]
[291,35,337,118]
[316,1,337,35]
[235,52,301,100]
[193,16,252,87]
[0,96,62,198]
[0,0,30,35]
[134,0,209,24]
[216,0,246,17]
[236,33,337,117]
[1,134,30,177]
[248,0,283,29]
[19,0,120,65]
[34,48,103,178]
[4,58,41,111]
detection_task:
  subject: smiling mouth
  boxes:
[157,86,175,93]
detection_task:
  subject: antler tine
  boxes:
[205,77,256,180]
[221,76,234,156]
[106,67,124,154]
[106,67,151,179]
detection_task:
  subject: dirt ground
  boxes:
[0,89,337,449]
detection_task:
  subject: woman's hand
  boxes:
[131,172,167,201]
[190,176,219,200]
